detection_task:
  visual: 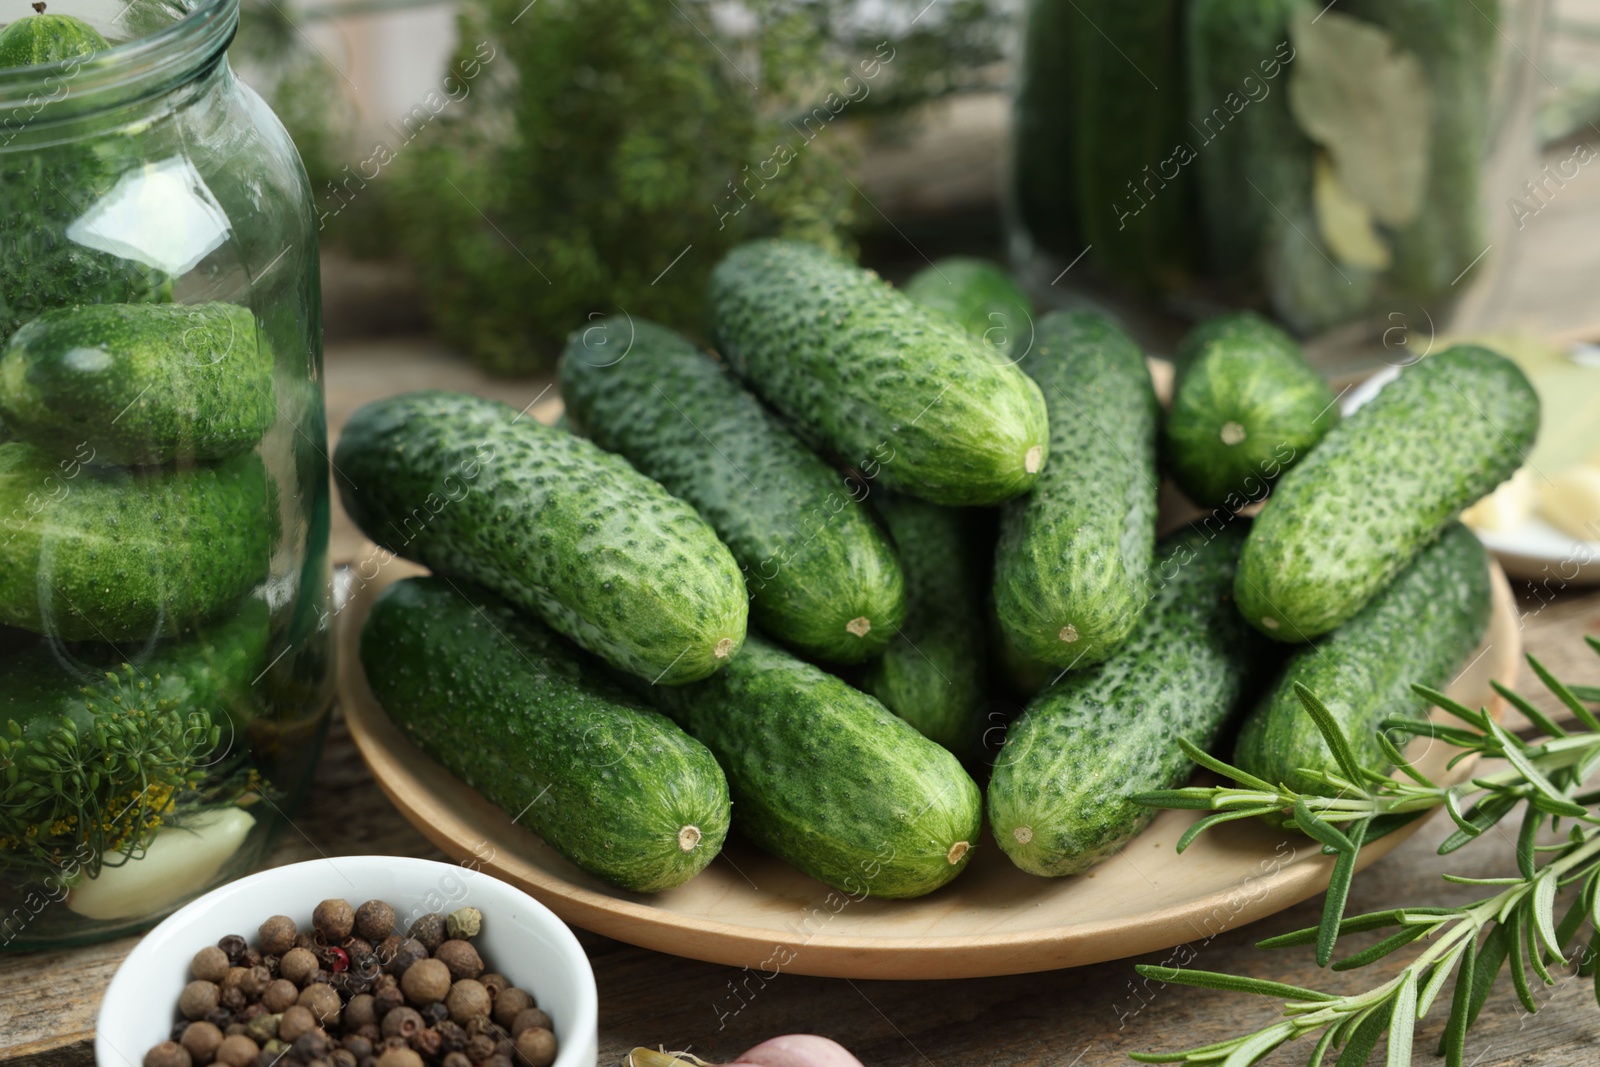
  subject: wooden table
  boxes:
[4,340,1600,1067]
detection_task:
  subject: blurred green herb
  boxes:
[1132,636,1600,1066]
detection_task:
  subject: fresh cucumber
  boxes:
[993,310,1159,669]
[904,258,1033,361]
[1236,344,1536,640]
[0,443,275,640]
[0,302,275,464]
[1163,311,1339,509]
[1012,0,1081,259]
[989,523,1263,877]
[361,577,730,893]
[333,391,747,684]
[639,635,982,899]
[0,9,108,67]
[1233,522,1490,804]
[706,240,1049,507]
[859,495,986,753]
[559,318,904,664]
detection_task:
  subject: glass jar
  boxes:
[1008,0,1550,373]
[0,0,331,947]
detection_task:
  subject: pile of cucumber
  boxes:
[343,239,1539,900]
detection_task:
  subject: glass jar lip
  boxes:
[0,0,236,123]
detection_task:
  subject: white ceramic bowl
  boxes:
[96,856,598,1067]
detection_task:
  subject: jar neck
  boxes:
[0,0,237,140]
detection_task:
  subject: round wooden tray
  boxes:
[337,543,1520,979]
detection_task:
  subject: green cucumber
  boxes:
[993,310,1159,669]
[1236,344,1536,640]
[706,240,1050,507]
[859,495,986,753]
[1233,521,1490,805]
[0,302,274,464]
[361,577,730,893]
[559,318,904,664]
[0,443,275,640]
[1163,311,1339,509]
[639,635,982,899]
[1012,0,1081,259]
[903,258,1033,361]
[0,9,107,67]
[333,391,747,684]
[989,523,1263,877]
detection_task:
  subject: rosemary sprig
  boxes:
[1131,639,1600,1066]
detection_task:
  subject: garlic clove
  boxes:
[67,807,256,920]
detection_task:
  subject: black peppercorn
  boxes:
[384,939,428,977]
[372,985,405,1019]
[206,1010,235,1032]
[219,987,246,1013]
[342,1037,373,1062]
[406,914,446,952]
[293,1033,331,1063]
[421,1002,449,1026]
[217,935,249,966]
[355,900,396,943]
[435,1021,466,1055]
[464,1035,495,1064]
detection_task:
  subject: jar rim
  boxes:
[0,0,236,127]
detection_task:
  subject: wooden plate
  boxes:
[338,544,1520,979]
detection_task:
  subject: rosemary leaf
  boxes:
[1441,933,1476,1067]
[1527,654,1600,732]
[1318,818,1369,967]
[1386,970,1418,1067]
[1332,924,1429,971]
[1134,964,1337,1002]
[1334,1000,1393,1067]
[1508,908,1541,1013]
[1490,679,1569,739]
[1294,683,1366,787]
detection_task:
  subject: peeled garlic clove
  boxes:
[1538,466,1600,542]
[67,807,255,920]
[1462,467,1534,533]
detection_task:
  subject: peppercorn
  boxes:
[444,981,490,1026]
[489,989,531,1029]
[216,1035,261,1067]
[225,1025,249,1039]
[433,941,483,982]
[192,946,231,983]
[280,948,320,986]
[401,959,452,1006]
[245,1013,280,1045]
[241,950,265,970]
[344,994,378,1032]
[262,979,298,1014]
[444,908,481,941]
[293,931,319,951]
[407,914,446,952]
[421,1002,450,1027]
[381,1008,424,1041]
[511,1029,555,1067]
[375,1049,422,1067]
[217,935,250,966]
[508,1010,551,1040]
[409,1028,443,1058]
[207,1011,236,1032]
[435,1021,466,1055]
[262,956,282,979]
[464,1035,495,1064]
[482,1054,513,1067]
[355,900,396,942]
[372,984,405,1019]
[292,1032,331,1061]
[181,1021,225,1065]
[180,981,221,1021]
[348,951,380,985]
[342,1036,373,1061]
[492,1038,514,1060]
[298,984,342,1027]
[311,899,355,942]
[384,938,429,977]
[331,1050,358,1067]
[476,974,508,999]
[259,916,298,957]
[219,987,247,1013]
[277,1006,318,1043]
[146,1041,193,1067]
[172,1021,192,1042]
[442,1054,471,1067]
[354,1024,382,1045]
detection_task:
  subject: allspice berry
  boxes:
[433,941,483,981]
[276,1005,318,1044]
[180,1021,225,1065]
[401,958,452,1006]
[382,1007,425,1040]
[344,993,378,1031]
[313,899,355,942]
[179,981,221,1021]
[477,973,509,998]
[261,979,298,1015]
[298,983,342,1027]
[491,989,532,1028]
[407,913,447,952]
[513,1028,556,1067]
[279,947,319,986]
[376,1048,423,1067]
[443,980,490,1025]
[216,1036,261,1067]
[355,900,396,942]
[258,916,298,957]
[145,1041,193,1067]
[192,946,230,984]
[510,1009,552,1039]
[444,908,480,940]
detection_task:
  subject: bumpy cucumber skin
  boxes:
[640,636,982,899]
[1233,522,1490,808]
[1164,312,1339,509]
[2,597,273,737]
[989,524,1262,877]
[333,391,747,684]
[993,311,1159,669]
[559,318,904,664]
[0,302,274,464]
[707,240,1049,507]
[0,443,275,640]
[1236,345,1536,640]
[0,13,107,67]
[362,577,730,893]
[904,258,1034,360]
[859,495,986,753]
